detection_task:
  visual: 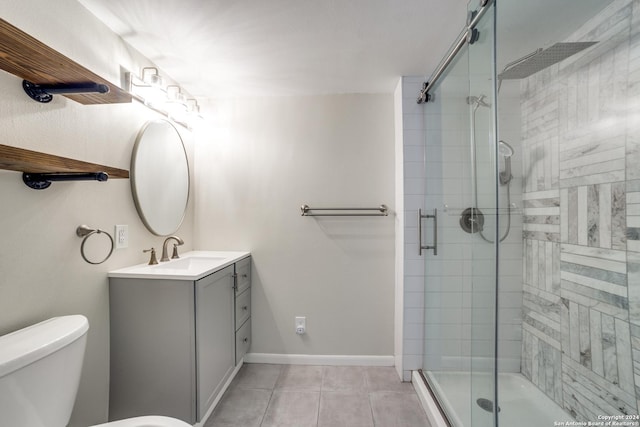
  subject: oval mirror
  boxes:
[131,120,190,236]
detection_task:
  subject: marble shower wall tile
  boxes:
[520,0,639,419]
[628,183,640,253]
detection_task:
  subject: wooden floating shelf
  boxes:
[0,144,129,179]
[0,18,132,105]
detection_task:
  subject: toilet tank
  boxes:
[0,315,89,427]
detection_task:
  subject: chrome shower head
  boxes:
[498,42,597,80]
[498,140,514,185]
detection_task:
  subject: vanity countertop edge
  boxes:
[108,250,251,281]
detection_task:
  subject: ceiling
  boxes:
[77,0,613,99]
[77,0,468,98]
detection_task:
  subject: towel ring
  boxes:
[76,225,114,265]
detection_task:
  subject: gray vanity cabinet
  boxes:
[108,260,247,424]
[234,256,252,364]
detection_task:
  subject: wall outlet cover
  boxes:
[115,224,128,249]
[295,316,306,335]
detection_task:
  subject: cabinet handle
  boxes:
[243,337,248,343]
[242,306,248,311]
[241,274,248,278]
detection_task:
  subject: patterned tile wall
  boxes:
[519,0,640,419]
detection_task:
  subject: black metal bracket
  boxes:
[417,82,434,104]
[22,80,110,103]
[22,172,109,190]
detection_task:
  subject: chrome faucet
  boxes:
[160,236,184,262]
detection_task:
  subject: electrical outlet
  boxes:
[115,225,128,249]
[295,316,306,335]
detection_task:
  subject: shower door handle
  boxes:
[419,208,438,256]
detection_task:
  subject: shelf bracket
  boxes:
[22,80,109,103]
[22,172,109,190]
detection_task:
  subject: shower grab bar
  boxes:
[419,208,438,256]
[300,204,388,217]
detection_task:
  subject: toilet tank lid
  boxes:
[0,315,89,378]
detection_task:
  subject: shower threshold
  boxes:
[416,371,573,427]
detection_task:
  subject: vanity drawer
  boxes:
[235,289,251,330]
[235,257,251,295]
[235,319,251,364]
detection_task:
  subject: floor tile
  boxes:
[369,391,431,427]
[232,363,282,390]
[204,387,272,427]
[322,366,367,392]
[318,391,374,427]
[364,367,415,393]
[275,365,324,391]
[204,364,428,427]
[261,390,320,427]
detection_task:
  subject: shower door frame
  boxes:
[418,1,500,426]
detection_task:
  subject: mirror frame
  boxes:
[130,119,190,236]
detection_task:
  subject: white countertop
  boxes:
[108,250,251,280]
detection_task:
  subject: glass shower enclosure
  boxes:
[421,1,499,426]
[416,0,638,426]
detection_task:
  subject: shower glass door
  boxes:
[422,1,498,426]
[468,1,498,426]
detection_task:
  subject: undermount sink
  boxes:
[108,251,251,280]
[152,256,227,271]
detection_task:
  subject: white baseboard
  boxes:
[244,353,395,366]
[412,371,448,427]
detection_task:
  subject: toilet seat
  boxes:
[91,415,192,427]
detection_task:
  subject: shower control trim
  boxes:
[419,208,438,256]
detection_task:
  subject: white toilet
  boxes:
[0,315,191,427]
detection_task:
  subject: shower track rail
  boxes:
[417,0,494,103]
[300,204,388,217]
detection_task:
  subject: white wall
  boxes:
[396,77,429,382]
[194,95,395,357]
[0,1,195,425]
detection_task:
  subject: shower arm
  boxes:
[497,48,543,93]
[501,48,543,74]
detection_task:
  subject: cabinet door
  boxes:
[109,278,196,424]
[196,265,235,421]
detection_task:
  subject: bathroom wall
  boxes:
[0,1,195,425]
[394,76,429,382]
[519,0,640,418]
[194,95,395,359]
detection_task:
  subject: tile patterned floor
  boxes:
[205,364,431,427]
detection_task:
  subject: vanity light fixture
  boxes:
[127,67,202,129]
[142,67,163,87]
[165,85,188,119]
